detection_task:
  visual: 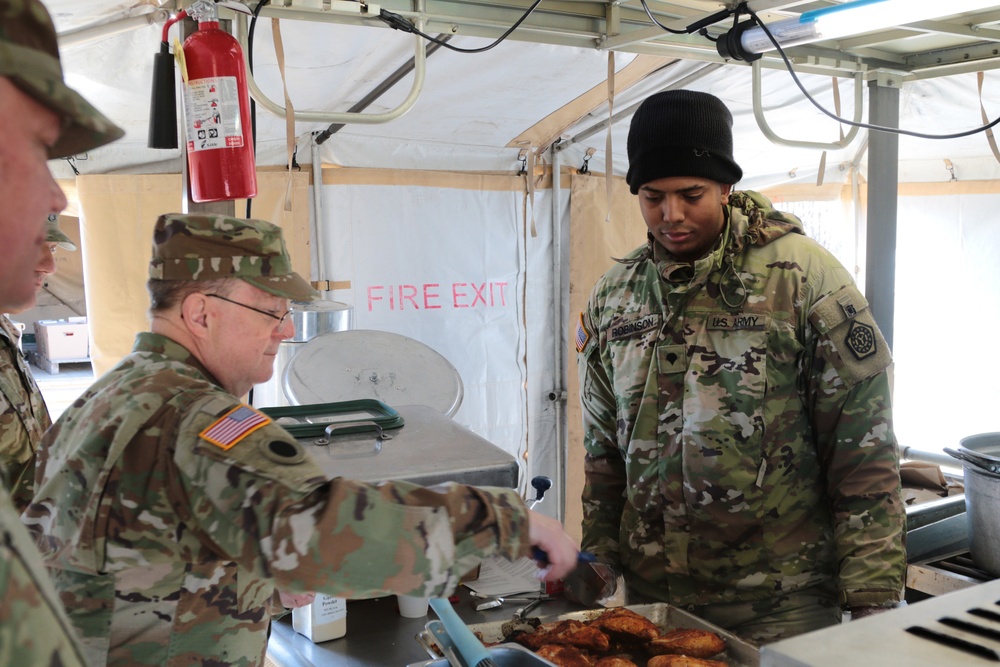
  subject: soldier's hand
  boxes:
[562,562,619,606]
[527,509,579,581]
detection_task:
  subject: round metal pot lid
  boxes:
[961,432,1000,458]
[281,329,464,417]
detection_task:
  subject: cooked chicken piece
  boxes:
[645,654,728,667]
[646,629,726,658]
[594,657,639,667]
[514,619,611,653]
[589,607,660,644]
[536,644,595,667]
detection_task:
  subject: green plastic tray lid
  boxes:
[280,329,464,418]
[260,399,403,438]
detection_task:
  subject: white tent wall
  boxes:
[311,168,567,506]
[760,180,1000,456]
[893,186,1000,453]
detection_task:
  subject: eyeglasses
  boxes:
[205,293,292,328]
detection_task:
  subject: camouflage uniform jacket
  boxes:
[0,484,90,666]
[0,315,51,512]
[577,191,905,610]
[26,332,531,667]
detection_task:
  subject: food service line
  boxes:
[264,586,590,666]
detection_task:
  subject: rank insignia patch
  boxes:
[575,312,591,353]
[845,321,876,360]
[200,405,271,450]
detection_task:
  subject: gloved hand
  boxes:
[562,561,620,607]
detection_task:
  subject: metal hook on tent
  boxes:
[579,148,596,174]
[517,149,528,176]
[944,159,958,181]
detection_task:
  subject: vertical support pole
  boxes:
[550,145,566,523]
[865,74,900,350]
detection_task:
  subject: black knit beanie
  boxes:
[625,90,743,194]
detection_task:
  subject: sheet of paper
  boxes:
[463,556,544,597]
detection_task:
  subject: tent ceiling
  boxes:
[250,0,1000,79]
[42,1,1000,185]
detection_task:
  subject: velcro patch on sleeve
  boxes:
[809,284,892,387]
[199,405,272,450]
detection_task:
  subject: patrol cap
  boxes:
[0,0,125,158]
[149,213,319,302]
[46,214,75,251]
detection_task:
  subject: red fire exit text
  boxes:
[367,282,510,311]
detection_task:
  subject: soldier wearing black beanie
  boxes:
[625,90,743,193]
[576,89,904,645]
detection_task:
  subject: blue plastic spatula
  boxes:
[428,597,497,667]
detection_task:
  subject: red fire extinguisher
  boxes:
[171,1,257,203]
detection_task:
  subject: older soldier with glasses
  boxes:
[26,213,580,667]
[0,0,124,664]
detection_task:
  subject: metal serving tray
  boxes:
[413,620,559,667]
[409,603,760,667]
[291,404,520,488]
[412,643,556,667]
[261,398,404,438]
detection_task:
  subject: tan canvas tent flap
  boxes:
[76,171,311,377]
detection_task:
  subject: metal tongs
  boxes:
[472,593,552,612]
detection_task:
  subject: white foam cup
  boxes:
[397,594,430,618]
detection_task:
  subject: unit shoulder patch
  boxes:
[199,404,272,450]
[845,320,877,360]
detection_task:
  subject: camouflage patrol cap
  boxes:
[0,0,125,158]
[46,214,75,251]
[150,213,319,302]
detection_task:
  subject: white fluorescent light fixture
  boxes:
[718,0,1000,61]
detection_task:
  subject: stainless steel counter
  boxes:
[265,589,586,667]
[762,577,1000,666]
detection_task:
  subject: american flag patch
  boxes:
[199,405,271,450]
[575,312,591,353]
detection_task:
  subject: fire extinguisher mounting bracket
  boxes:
[214,1,254,17]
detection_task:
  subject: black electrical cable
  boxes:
[378,0,542,53]
[742,2,1000,141]
[638,0,732,36]
[245,0,270,219]
[638,0,689,34]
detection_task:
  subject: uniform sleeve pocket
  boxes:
[808,284,892,387]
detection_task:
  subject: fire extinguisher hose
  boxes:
[161,9,188,45]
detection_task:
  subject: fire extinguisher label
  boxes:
[183,76,244,152]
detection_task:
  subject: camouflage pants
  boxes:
[689,586,842,645]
